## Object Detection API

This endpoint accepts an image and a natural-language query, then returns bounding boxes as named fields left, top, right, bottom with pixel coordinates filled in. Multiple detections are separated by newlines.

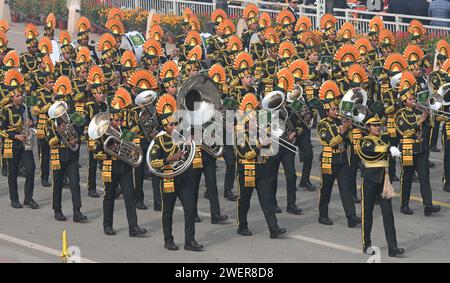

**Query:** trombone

left=415, top=84, right=450, bottom=118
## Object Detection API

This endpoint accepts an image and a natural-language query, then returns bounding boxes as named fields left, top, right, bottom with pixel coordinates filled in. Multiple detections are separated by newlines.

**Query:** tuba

left=438, top=83, right=450, bottom=106
left=134, top=90, right=159, bottom=140
left=177, top=74, right=224, bottom=158
left=146, top=130, right=196, bottom=178
left=88, top=112, right=143, bottom=168
left=48, top=101, right=80, bottom=151
left=339, top=87, right=368, bottom=130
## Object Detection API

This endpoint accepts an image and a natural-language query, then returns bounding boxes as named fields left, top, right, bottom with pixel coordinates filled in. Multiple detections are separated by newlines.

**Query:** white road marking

left=288, top=234, right=362, bottom=255
left=0, top=232, right=97, bottom=263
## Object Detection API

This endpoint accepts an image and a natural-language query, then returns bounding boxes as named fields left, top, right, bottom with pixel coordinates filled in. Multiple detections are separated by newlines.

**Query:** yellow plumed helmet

left=53, top=76, right=73, bottom=96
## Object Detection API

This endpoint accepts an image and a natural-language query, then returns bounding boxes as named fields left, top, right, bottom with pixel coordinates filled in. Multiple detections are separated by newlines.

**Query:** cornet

left=48, top=101, right=80, bottom=151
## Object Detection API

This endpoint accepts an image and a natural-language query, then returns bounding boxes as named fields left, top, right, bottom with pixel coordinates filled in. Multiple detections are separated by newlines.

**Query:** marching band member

left=105, top=18, right=126, bottom=60
left=355, top=116, right=404, bottom=257
left=29, top=37, right=53, bottom=96
left=76, top=17, right=100, bottom=65
left=394, top=71, right=441, bottom=216
left=407, top=20, right=432, bottom=69
left=141, top=38, right=165, bottom=79
left=250, top=12, right=271, bottom=82
left=72, top=47, right=91, bottom=124
left=319, top=14, right=339, bottom=58
left=241, top=4, right=259, bottom=52
left=34, top=56, right=55, bottom=188
left=234, top=93, right=287, bottom=239
left=260, top=27, right=280, bottom=96
left=128, top=68, right=159, bottom=210
left=293, top=17, right=312, bottom=59
left=276, top=9, right=296, bottom=42
left=98, top=33, right=120, bottom=95
left=93, top=87, right=147, bottom=237
left=149, top=94, right=204, bottom=251
left=268, top=68, right=302, bottom=215
left=207, top=8, right=228, bottom=65
left=47, top=76, right=87, bottom=223
left=20, top=24, right=40, bottom=93
left=378, top=29, right=396, bottom=59
left=368, top=16, right=384, bottom=68
left=55, top=31, right=76, bottom=79
left=0, top=70, right=38, bottom=209
left=317, top=80, right=361, bottom=228
left=85, top=65, right=107, bottom=198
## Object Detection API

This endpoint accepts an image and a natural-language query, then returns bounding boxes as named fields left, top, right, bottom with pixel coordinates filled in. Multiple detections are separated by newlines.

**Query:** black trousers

left=268, top=148, right=297, bottom=207
left=223, top=145, right=236, bottom=193
left=296, top=129, right=313, bottom=184
left=430, top=119, right=440, bottom=148
left=388, top=137, right=400, bottom=180
left=319, top=163, right=356, bottom=218
left=37, top=138, right=50, bottom=180
left=52, top=159, right=82, bottom=211
left=134, top=143, right=149, bottom=203
left=443, top=135, right=450, bottom=185
left=152, top=175, right=162, bottom=209
left=8, top=148, right=35, bottom=202
left=192, top=153, right=222, bottom=216
left=400, top=152, right=433, bottom=207
left=103, top=168, right=138, bottom=228
left=362, top=178, right=398, bottom=250
left=87, top=151, right=98, bottom=192
left=161, top=168, right=196, bottom=243
left=349, top=154, right=360, bottom=197
left=237, top=163, right=280, bottom=232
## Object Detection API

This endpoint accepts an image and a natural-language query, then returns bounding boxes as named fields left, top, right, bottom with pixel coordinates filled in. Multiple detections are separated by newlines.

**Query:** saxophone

left=22, top=104, right=37, bottom=151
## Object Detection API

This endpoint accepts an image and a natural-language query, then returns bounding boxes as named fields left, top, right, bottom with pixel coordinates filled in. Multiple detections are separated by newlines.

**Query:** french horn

left=88, top=112, right=143, bottom=168
left=48, top=101, right=80, bottom=151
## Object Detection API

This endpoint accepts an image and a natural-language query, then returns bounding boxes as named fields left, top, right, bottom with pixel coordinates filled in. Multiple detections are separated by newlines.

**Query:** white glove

left=390, top=146, right=402, bottom=158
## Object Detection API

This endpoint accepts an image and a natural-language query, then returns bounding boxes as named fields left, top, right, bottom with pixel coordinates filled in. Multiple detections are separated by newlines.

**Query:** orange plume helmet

left=186, top=45, right=202, bottom=64
left=3, top=69, right=24, bottom=88
left=77, top=16, right=91, bottom=33
left=278, top=41, right=297, bottom=62
left=403, top=44, right=424, bottom=68
left=436, top=40, right=450, bottom=61
left=408, top=19, right=426, bottom=39
left=217, top=19, right=236, bottom=37
left=148, top=25, right=165, bottom=41
left=379, top=29, right=395, bottom=48
left=239, top=93, right=259, bottom=113
left=243, top=3, right=259, bottom=21
left=383, top=53, right=407, bottom=74
left=128, top=69, right=158, bottom=91
left=0, top=19, right=9, bottom=33
left=289, top=59, right=309, bottom=81
left=107, top=8, right=125, bottom=21
left=294, top=16, right=312, bottom=33
left=120, top=50, right=138, bottom=69
left=440, top=59, right=450, bottom=76
left=258, top=12, right=272, bottom=31
left=3, top=50, right=20, bottom=68
left=45, top=13, right=56, bottom=30
left=38, top=37, right=53, bottom=55
left=354, top=37, right=374, bottom=55
left=24, top=23, right=39, bottom=39
left=227, top=35, right=243, bottom=53
left=97, top=33, right=117, bottom=52
left=300, top=31, right=317, bottom=49
left=76, top=46, right=92, bottom=65
left=112, top=87, right=133, bottom=109
left=233, top=52, right=254, bottom=78
left=160, top=60, right=180, bottom=84
left=150, top=13, right=161, bottom=26
left=334, top=44, right=361, bottom=67
left=211, top=8, right=228, bottom=24
left=185, top=31, right=202, bottom=47
left=53, top=76, right=73, bottom=96
left=276, top=9, right=295, bottom=27
left=41, top=55, right=55, bottom=74
left=87, top=65, right=105, bottom=86
left=320, top=14, right=337, bottom=32
left=143, top=39, right=164, bottom=58
left=156, top=93, right=177, bottom=114
left=264, top=27, right=280, bottom=47
left=399, top=71, right=416, bottom=94
left=189, top=15, right=201, bottom=31
left=368, top=16, right=383, bottom=35
left=347, top=64, right=369, bottom=84
left=105, top=19, right=125, bottom=36
left=276, top=68, right=295, bottom=92
left=182, top=7, right=194, bottom=24
left=208, top=63, right=227, bottom=84
left=338, top=22, right=356, bottom=42
left=319, top=80, right=340, bottom=109
left=59, top=31, right=72, bottom=46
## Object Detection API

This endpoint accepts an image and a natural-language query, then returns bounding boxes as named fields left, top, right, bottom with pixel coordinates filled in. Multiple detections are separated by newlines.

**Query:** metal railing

left=84, top=0, right=450, bottom=36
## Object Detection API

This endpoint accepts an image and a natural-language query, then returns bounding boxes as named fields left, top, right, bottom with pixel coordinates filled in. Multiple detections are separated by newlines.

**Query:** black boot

left=184, top=240, right=204, bottom=251
left=11, top=200, right=23, bottom=209
left=129, top=226, right=147, bottom=237
left=164, top=241, right=179, bottom=251
left=424, top=205, right=441, bottom=216
left=388, top=247, right=405, bottom=257
left=347, top=216, right=362, bottom=228
left=224, top=190, right=237, bottom=201
left=237, top=227, right=253, bottom=236
left=41, top=177, right=51, bottom=187
left=88, top=190, right=100, bottom=198
left=54, top=211, right=67, bottom=221
left=286, top=205, right=303, bottom=215
left=299, top=180, right=317, bottom=191
left=274, top=205, right=282, bottom=213
left=391, top=175, right=400, bottom=182
left=270, top=227, right=287, bottom=239
left=73, top=209, right=88, bottom=223
left=195, top=215, right=202, bottom=223
left=400, top=206, right=414, bottom=215
left=153, top=205, right=162, bottom=212
left=135, top=201, right=148, bottom=210
left=211, top=214, right=229, bottom=224
left=104, top=226, right=116, bottom=236
left=318, top=216, right=333, bottom=225
left=24, top=198, right=39, bottom=209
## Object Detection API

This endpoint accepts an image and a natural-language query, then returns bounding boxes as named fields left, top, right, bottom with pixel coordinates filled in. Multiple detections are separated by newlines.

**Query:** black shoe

left=129, top=226, right=147, bottom=237
left=104, top=226, right=116, bottom=236
left=430, top=146, right=440, bottom=152
left=391, top=175, right=400, bottom=182
left=184, top=240, right=204, bottom=252
left=1, top=167, right=7, bottom=177
left=400, top=206, right=414, bottom=215
left=424, top=205, right=441, bottom=216
left=428, top=161, right=435, bottom=168
left=73, top=210, right=88, bottom=223
left=270, top=227, right=287, bottom=239
left=23, top=198, right=39, bottom=209
left=211, top=214, right=229, bottom=224
left=11, top=200, right=23, bottom=209
left=299, top=180, right=317, bottom=191
left=388, top=247, right=405, bottom=257
left=41, top=178, right=51, bottom=187
left=164, top=241, right=179, bottom=251
left=286, top=205, right=303, bottom=215
left=444, top=184, right=450, bottom=193
left=318, top=216, right=333, bottom=225
left=88, top=190, right=100, bottom=198
left=348, top=216, right=362, bottom=228
left=363, top=246, right=375, bottom=255
left=54, top=211, right=67, bottom=221
left=224, top=191, right=237, bottom=201
left=136, top=201, right=148, bottom=210
left=274, top=206, right=282, bottom=213
left=195, top=215, right=202, bottom=223
left=237, top=228, right=253, bottom=236
left=154, top=205, right=162, bottom=212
